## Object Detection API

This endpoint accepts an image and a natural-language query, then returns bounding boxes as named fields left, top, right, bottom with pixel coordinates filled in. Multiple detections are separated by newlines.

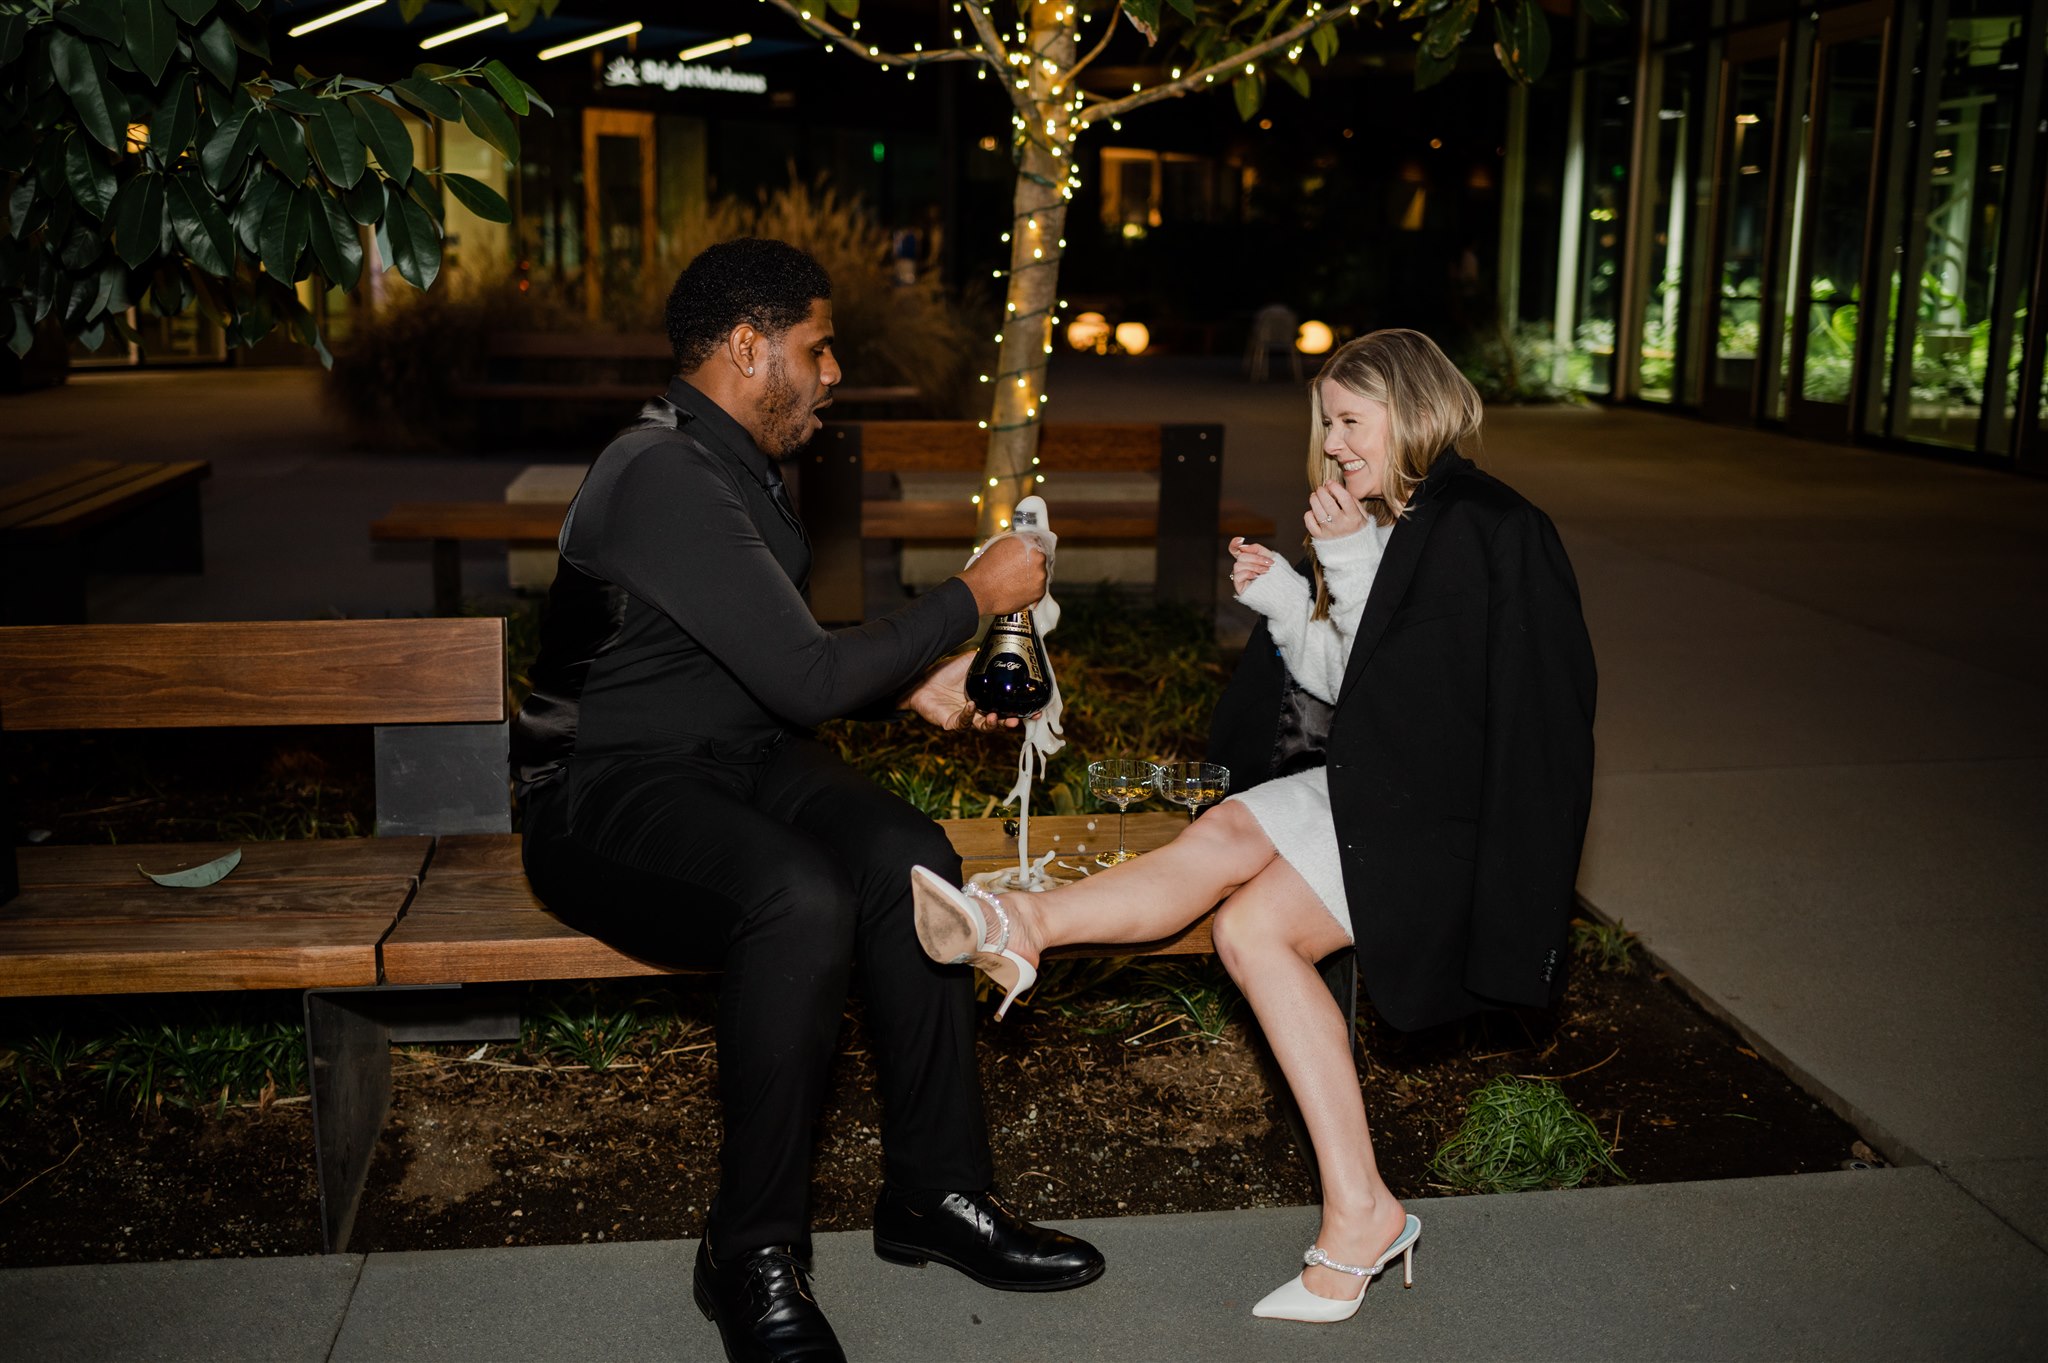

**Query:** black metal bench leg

left=431, top=538, right=463, bottom=616
left=304, top=990, right=392, bottom=1255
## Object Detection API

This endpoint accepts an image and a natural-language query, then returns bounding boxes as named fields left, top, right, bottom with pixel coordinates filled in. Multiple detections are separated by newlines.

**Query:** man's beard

left=756, top=352, right=813, bottom=458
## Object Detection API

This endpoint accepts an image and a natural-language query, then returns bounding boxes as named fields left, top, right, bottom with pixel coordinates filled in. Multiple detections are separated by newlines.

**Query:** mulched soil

left=0, top=957, right=1874, bottom=1268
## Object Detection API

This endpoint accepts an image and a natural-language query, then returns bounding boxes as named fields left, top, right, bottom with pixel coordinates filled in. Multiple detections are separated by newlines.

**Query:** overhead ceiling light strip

left=287, top=0, right=385, bottom=38
left=420, top=11, right=510, bottom=49
left=538, top=20, right=642, bottom=60
left=678, top=32, right=751, bottom=62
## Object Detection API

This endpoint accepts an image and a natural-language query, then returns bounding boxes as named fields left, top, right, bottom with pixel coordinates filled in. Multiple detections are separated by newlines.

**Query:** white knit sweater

left=1234, top=521, right=1393, bottom=701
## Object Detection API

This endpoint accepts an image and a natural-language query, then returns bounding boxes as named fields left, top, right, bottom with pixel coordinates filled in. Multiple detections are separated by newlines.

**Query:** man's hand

left=901, top=651, right=1028, bottom=732
left=957, top=535, right=1047, bottom=616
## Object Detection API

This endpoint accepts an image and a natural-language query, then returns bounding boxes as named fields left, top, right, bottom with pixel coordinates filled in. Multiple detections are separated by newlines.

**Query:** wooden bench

left=372, top=421, right=1274, bottom=619
left=1, top=618, right=1345, bottom=1256
left=449, top=332, right=924, bottom=421
left=0, top=459, right=211, bottom=624
left=798, top=421, right=1271, bottom=622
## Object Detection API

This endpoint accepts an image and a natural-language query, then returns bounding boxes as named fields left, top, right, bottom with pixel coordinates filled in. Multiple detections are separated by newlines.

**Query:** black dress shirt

left=511, top=378, right=980, bottom=798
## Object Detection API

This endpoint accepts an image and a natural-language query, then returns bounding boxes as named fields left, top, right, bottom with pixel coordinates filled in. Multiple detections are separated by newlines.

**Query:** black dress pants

left=520, top=734, right=993, bottom=1256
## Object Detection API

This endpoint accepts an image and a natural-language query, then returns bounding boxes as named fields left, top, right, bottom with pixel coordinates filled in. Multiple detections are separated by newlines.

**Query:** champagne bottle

left=965, top=508, right=1054, bottom=718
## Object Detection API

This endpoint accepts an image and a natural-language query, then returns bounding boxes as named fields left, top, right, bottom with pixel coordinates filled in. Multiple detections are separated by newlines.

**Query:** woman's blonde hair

left=1305, top=328, right=1483, bottom=618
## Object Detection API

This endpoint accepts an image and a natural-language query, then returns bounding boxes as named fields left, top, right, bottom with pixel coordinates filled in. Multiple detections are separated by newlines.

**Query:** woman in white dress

left=910, top=329, right=1596, bottom=1324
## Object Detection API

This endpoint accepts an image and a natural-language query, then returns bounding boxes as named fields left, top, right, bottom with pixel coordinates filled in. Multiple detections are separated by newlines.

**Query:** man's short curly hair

left=664, top=238, right=833, bottom=372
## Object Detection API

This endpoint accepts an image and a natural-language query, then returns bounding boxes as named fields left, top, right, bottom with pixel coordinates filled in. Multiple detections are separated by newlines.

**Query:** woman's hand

left=1228, top=536, right=1276, bottom=595
left=1304, top=479, right=1368, bottom=540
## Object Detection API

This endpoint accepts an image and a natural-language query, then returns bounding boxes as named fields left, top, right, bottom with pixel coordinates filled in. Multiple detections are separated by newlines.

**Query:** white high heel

left=909, top=865, right=1038, bottom=1019
left=1251, top=1214, right=1420, bottom=1323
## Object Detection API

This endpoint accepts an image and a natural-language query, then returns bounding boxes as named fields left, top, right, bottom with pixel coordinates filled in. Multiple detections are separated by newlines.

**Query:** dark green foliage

left=1428, top=1074, right=1627, bottom=1193
left=1, top=0, right=543, bottom=361
left=3, top=1000, right=307, bottom=1116
left=1571, top=917, right=1637, bottom=974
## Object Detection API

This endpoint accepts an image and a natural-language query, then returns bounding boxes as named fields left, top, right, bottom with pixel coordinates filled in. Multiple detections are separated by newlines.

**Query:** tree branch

left=1064, top=1, right=1127, bottom=82
left=759, top=0, right=991, bottom=72
left=960, top=0, right=1037, bottom=116
left=1077, top=5, right=1349, bottom=126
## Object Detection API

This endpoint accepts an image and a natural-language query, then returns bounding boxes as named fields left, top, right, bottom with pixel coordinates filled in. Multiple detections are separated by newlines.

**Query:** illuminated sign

left=602, top=57, right=768, bottom=95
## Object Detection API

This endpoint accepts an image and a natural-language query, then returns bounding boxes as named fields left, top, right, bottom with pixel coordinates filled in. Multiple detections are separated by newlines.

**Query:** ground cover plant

left=0, top=596, right=1874, bottom=1265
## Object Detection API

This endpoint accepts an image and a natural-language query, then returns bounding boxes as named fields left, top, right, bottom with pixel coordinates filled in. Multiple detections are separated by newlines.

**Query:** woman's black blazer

left=1208, top=451, right=1596, bottom=1031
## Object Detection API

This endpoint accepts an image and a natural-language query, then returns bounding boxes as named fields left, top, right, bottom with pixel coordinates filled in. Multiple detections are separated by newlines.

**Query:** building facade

left=1511, top=0, right=2048, bottom=471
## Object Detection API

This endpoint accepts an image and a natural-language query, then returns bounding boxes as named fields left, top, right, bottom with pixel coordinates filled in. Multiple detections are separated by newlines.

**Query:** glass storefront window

left=1565, top=63, right=1634, bottom=394
left=1636, top=49, right=1697, bottom=402
left=1709, top=53, right=1781, bottom=399
left=1794, top=33, right=1886, bottom=410
left=1898, top=3, right=2026, bottom=448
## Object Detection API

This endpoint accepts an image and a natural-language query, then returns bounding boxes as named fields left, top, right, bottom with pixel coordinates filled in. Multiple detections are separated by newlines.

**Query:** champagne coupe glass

left=1086, top=758, right=1160, bottom=866
left=1158, top=761, right=1230, bottom=822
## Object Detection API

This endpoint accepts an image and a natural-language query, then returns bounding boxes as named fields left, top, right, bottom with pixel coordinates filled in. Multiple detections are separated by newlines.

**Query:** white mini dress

left=1225, top=521, right=1393, bottom=941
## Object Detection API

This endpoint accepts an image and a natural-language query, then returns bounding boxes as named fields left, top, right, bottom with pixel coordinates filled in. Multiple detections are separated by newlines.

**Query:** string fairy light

left=754, top=0, right=1361, bottom=518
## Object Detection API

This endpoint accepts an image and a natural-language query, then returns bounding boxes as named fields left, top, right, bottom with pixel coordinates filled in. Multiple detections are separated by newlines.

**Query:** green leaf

left=228, top=167, right=277, bottom=253
left=121, top=0, right=177, bottom=84
left=306, top=188, right=362, bottom=290
left=8, top=301, right=32, bottom=358
left=64, top=133, right=118, bottom=219
left=305, top=100, right=366, bottom=188
left=51, top=30, right=121, bottom=152
left=193, top=12, right=237, bottom=85
left=267, top=85, right=322, bottom=116
left=516, top=78, right=552, bottom=117
left=481, top=59, right=528, bottom=116
left=1416, top=39, right=1458, bottom=89
left=60, top=222, right=101, bottom=271
left=1580, top=0, right=1628, bottom=24
left=1492, top=0, right=1548, bottom=84
left=1272, top=60, right=1310, bottom=100
left=348, top=94, right=414, bottom=181
left=1310, top=20, right=1339, bottom=66
left=406, top=170, right=443, bottom=225
left=163, top=0, right=215, bottom=22
left=1122, top=0, right=1161, bottom=42
left=343, top=173, right=383, bottom=225
left=824, top=0, right=857, bottom=17
left=108, top=170, right=164, bottom=269
left=54, top=0, right=125, bottom=45
left=1424, top=0, right=1479, bottom=59
left=253, top=108, right=311, bottom=183
left=397, top=0, right=429, bottom=20
left=393, top=73, right=460, bottom=122
left=166, top=175, right=235, bottom=275
left=381, top=177, right=438, bottom=290
left=199, top=96, right=257, bottom=190
left=0, top=11, right=26, bottom=64
left=441, top=170, right=510, bottom=223
left=453, top=83, right=518, bottom=165
left=1231, top=71, right=1261, bottom=121
left=137, top=848, right=241, bottom=887
left=150, top=71, right=199, bottom=161
left=258, top=178, right=310, bottom=278
left=1163, top=0, right=1195, bottom=19
left=6, top=178, right=43, bottom=241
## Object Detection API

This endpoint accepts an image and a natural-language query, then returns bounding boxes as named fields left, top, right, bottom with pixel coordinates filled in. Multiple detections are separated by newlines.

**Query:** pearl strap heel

left=1251, top=1214, right=1420, bottom=1323
left=909, top=865, right=1038, bottom=1019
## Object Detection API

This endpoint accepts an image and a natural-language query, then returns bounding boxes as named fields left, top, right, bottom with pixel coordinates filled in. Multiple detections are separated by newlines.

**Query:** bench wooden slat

left=17, top=838, right=432, bottom=889
left=371, top=502, right=569, bottom=543
left=7, top=461, right=210, bottom=534
left=1, top=463, right=166, bottom=530
left=0, top=619, right=508, bottom=731
left=383, top=815, right=1210, bottom=985
left=0, top=917, right=395, bottom=995
left=855, top=423, right=1166, bottom=473
left=448, top=382, right=923, bottom=406
left=0, top=460, right=125, bottom=518
left=2, top=880, right=420, bottom=925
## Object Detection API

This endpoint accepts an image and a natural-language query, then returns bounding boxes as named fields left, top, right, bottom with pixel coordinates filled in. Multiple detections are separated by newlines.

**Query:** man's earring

left=745, top=366, right=755, bottom=376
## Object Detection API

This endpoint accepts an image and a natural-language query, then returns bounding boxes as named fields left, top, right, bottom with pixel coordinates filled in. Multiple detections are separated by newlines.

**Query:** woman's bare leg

left=1210, top=859, right=1406, bottom=1301
left=989, top=801, right=1279, bottom=964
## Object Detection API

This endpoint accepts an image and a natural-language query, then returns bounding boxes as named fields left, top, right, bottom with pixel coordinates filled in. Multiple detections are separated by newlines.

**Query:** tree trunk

left=977, top=6, right=1079, bottom=541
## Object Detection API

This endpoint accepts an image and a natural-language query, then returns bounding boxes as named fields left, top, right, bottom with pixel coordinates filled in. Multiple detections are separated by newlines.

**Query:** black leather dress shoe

left=872, top=1186, right=1106, bottom=1292
left=692, top=1238, right=846, bottom=1363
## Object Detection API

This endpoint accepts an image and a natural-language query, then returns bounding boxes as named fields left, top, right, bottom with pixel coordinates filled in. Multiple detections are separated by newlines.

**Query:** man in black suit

left=513, top=239, right=1101, bottom=1363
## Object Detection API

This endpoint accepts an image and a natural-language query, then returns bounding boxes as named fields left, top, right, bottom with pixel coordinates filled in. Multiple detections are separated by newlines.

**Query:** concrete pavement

left=4, top=360, right=2046, bottom=1357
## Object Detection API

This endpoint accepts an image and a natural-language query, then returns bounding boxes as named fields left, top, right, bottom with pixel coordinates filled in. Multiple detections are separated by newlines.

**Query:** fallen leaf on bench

left=136, top=849, right=242, bottom=888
